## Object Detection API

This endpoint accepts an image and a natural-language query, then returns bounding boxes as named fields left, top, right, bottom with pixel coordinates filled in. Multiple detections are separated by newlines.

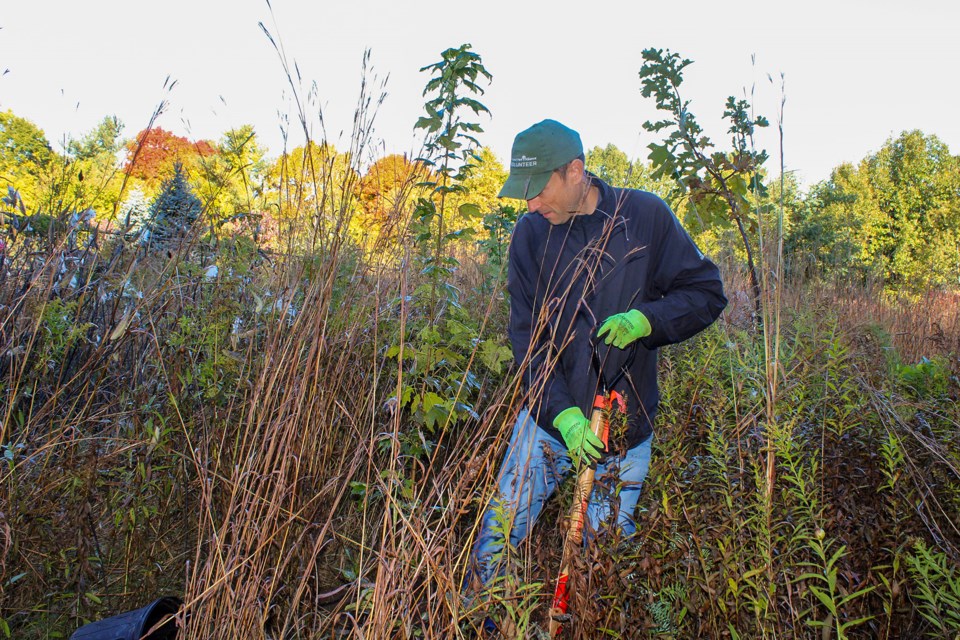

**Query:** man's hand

left=597, top=309, right=651, bottom=349
left=553, top=407, right=604, bottom=466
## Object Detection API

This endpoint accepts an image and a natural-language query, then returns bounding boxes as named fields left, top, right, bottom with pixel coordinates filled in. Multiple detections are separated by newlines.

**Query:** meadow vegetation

left=0, top=41, right=958, bottom=639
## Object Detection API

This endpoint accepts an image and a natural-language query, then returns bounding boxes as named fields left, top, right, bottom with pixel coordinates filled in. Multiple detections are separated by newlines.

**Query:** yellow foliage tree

left=263, top=141, right=359, bottom=252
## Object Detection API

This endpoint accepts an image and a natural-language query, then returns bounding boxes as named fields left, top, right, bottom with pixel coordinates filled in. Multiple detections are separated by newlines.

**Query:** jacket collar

left=567, top=173, right=615, bottom=228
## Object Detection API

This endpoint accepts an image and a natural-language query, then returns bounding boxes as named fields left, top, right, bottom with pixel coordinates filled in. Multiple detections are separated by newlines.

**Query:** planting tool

left=547, top=343, right=631, bottom=637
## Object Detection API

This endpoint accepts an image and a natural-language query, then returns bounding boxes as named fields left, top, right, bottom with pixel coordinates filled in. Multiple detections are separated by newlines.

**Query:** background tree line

left=3, top=107, right=956, bottom=294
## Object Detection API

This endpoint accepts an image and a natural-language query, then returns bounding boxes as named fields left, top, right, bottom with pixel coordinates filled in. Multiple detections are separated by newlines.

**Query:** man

left=468, top=119, right=726, bottom=588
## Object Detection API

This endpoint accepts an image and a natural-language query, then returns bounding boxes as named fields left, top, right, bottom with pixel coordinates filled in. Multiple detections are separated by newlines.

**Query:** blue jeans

left=467, top=408, right=652, bottom=587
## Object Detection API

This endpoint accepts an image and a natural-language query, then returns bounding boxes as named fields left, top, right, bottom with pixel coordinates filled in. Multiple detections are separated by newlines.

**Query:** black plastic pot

left=70, top=597, right=181, bottom=640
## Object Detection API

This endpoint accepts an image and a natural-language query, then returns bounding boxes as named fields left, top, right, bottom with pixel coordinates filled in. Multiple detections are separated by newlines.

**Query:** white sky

left=1, top=0, right=957, bottom=189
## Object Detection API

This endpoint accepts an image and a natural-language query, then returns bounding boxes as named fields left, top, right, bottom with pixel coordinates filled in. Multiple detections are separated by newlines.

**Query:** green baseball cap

left=498, top=119, right=583, bottom=200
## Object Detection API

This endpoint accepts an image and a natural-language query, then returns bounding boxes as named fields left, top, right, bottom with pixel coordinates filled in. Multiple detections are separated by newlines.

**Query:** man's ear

left=568, top=158, right=586, bottom=183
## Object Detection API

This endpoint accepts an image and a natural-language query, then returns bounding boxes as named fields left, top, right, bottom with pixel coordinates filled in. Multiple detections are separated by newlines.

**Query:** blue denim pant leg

left=467, top=408, right=570, bottom=587
left=467, top=409, right=655, bottom=589
left=585, top=436, right=653, bottom=537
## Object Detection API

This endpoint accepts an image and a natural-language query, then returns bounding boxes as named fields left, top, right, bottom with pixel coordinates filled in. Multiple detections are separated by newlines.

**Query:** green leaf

left=741, top=567, right=766, bottom=580
left=648, top=143, right=671, bottom=168
left=2, top=573, right=26, bottom=587
left=807, top=585, right=837, bottom=614
left=422, top=392, right=444, bottom=413
left=415, top=116, right=442, bottom=132
left=828, top=545, right=847, bottom=569
left=837, top=585, right=876, bottom=607
left=479, top=339, right=512, bottom=374
left=454, top=401, right=480, bottom=420
left=838, top=614, right=876, bottom=630
left=458, top=202, right=481, bottom=218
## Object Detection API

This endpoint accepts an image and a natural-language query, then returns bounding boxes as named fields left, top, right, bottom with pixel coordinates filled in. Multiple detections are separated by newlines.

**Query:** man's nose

left=526, top=195, right=540, bottom=211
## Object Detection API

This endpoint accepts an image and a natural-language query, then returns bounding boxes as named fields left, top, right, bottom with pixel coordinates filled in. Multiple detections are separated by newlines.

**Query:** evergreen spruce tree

left=145, top=161, right=202, bottom=247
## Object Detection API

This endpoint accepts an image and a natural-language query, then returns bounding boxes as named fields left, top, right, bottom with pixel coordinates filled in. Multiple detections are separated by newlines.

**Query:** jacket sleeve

left=507, top=217, right=576, bottom=429
left=633, top=197, right=727, bottom=349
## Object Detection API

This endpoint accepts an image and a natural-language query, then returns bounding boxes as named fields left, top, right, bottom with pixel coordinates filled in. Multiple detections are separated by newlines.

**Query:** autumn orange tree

left=124, top=127, right=216, bottom=190
left=356, top=153, right=428, bottom=249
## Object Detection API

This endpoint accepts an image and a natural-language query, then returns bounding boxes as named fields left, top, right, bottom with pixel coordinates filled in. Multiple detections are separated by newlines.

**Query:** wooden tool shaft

left=567, top=402, right=605, bottom=544
left=548, top=402, right=608, bottom=636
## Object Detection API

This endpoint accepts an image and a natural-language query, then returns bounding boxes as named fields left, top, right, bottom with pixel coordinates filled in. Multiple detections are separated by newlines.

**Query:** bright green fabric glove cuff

left=553, top=406, right=604, bottom=465
left=597, top=309, right=651, bottom=349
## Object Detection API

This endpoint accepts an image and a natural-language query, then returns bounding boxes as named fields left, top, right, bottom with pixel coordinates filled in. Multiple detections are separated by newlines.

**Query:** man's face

left=525, top=163, right=583, bottom=226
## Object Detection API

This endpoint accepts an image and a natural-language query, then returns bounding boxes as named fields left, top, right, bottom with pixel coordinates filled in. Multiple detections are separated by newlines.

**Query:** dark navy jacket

left=507, top=175, right=727, bottom=451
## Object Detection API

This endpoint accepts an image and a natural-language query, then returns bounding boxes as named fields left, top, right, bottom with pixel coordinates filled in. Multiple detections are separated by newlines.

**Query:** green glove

left=597, top=309, right=651, bottom=349
left=553, top=407, right=604, bottom=466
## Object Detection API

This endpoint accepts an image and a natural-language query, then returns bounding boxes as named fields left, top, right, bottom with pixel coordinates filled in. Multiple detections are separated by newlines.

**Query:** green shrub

left=897, top=356, right=952, bottom=399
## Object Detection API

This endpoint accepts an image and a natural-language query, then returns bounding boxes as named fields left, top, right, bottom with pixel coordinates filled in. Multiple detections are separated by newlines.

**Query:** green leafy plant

left=388, top=44, right=495, bottom=443
left=34, top=299, right=92, bottom=374
left=905, top=540, right=960, bottom=636
left=896, top=356, right=952, bottom=399
left=412, top=43, right=492, bottom=300
left=639, top=48, right=769, bottom=313
left=795, top=533, right=876, bottom=638
left=476, top=203, right=518, bottom=293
